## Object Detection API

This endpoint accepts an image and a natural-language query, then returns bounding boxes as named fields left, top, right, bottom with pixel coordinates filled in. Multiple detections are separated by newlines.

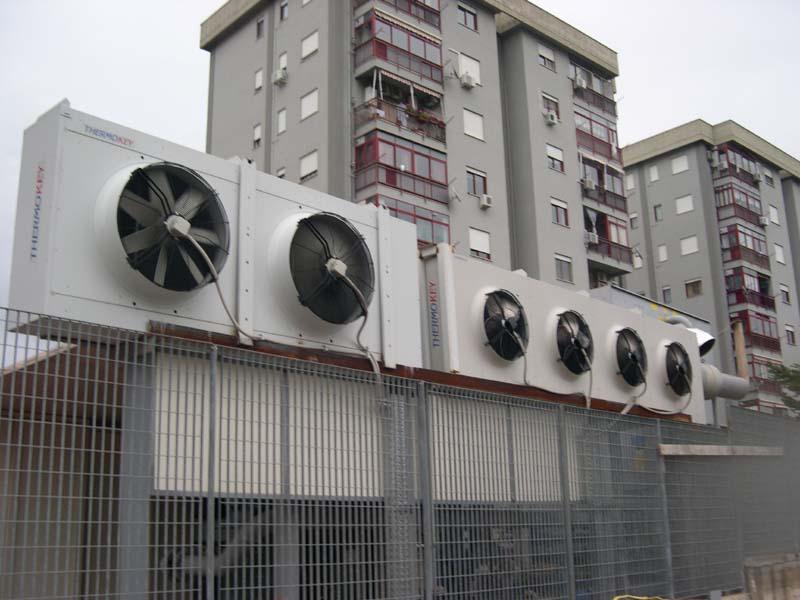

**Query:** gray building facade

left=201, top=0, right=633, bottom=286
left=623, top=120, right=800, bottom=411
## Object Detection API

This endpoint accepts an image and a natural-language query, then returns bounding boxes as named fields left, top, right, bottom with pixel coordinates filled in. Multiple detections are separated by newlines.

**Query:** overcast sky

left=1, top=0, right=798, bottom=307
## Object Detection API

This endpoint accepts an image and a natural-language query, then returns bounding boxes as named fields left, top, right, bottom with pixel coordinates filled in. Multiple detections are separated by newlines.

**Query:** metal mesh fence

left=1, top=307, right=799, bottom=599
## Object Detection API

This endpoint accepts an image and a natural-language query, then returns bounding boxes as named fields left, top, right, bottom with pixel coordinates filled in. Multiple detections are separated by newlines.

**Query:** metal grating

left=1, top=307, right=800, bottom=599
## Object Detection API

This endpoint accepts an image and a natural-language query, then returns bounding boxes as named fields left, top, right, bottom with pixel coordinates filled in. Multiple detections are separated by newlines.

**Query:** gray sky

left=1, top=0, right=798, bottom=307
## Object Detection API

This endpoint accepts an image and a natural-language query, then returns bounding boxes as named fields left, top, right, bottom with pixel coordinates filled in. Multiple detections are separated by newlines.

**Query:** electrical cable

left=638, top=371, right=693, bottom=416
left=579, top=346, right=593, bottom=409
left=136, top=168, right=173, bottom=217
left=620, top=362, right=648, bottom=415
left=509, top=329, right=532, bottom=387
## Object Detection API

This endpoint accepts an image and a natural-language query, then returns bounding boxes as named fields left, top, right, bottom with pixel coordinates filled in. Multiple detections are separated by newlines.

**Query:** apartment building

left=623, top=121, right=800, bottom=411
left=200, top=0, right=633, bottom=287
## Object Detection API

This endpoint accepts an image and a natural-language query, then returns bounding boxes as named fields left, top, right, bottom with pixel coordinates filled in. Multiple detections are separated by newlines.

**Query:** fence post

left=416, top=381, right=435, bottom=600
left=655, top=420, right=676, bottom=599
left=727, top=425, right=746, bottom=589
left=205, top=346, right=217, bottom=600
left=557, top=405, right=577, bottom=600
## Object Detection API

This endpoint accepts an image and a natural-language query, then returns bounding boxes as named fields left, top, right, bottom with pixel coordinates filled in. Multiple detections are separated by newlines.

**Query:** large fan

left=290, top=213, right=375, bottom=324
left=616, top=328, right=648, bottom=386
left=556, top=310, right=593, bottom=374
left=665, top=342, right=693, bottom=396
left=483, top=290, right=528, bottom=361
left=117, top=162, right=229, bottom=292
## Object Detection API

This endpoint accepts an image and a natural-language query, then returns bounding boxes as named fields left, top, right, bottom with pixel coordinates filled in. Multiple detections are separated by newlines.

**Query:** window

left=538, top=44, right=555, bottom=71
left=302, top=0, right=312, bottom=5
left=662, top=286, right=672, bottom=304
left=458, top=53, right=481, bottom=85
left=466, top=168, right=486, bottom=196
left=675, top=194, right=694, bottom=215
left=279, top=51, right=288, bottom=70
left=629, top=212, right=639, bottom=229
left=569, top=63, right=615, bottom=100
left=380, top=197, right=450, bottom=245
left=469, top=227, right=491, bottom=260
left=299, top=150, right=318, bottom=181
left=254, top=69, right=264, bottom=91
left=279, top=0, right=288, bottom=20
left=685, top=279, right=703, bottom=298
left=541, top=93, right=559, bottom=119
left=625, top=173, right=635, bottom=191
left=301, top=30, right=319, bottom=59
left=774, top=243, right=785, bottom=264
left=457, top=5, right=478, bottom=31
left=277, top=108, right=287, bottom=134
left=256, top=17, right=264, bottom=39
left=680, top=235, right=699, bottom=255
left=649, top=165, right=659, bottom=182
left=276, top=167, right=286, bottom=179
left=551, top=198, right=568, bottom=226
left=780, top=284, right=791, bottom=304
left=653, top=204, right=663, bottom=222
left=463, top=109, right=484, bottom=140
left=575, top=110, right=619, bottom=157
left=633, top=254, right=643, bottom=269
left=769, top=205, right=780, bottom=225
left=300, top=89, right=319, bottom=120
left=671, top=155, right=689, bottom=174
left=546, top=144, right=564, bottom=172
left=764, top=168, right=774, bottom=186
left=555, top=254, right=573, bottom=283
left=657, top=244, right=668, bottom=262
left=253, top=123, right=262, bottom=148
left=715, top=184, right=762, bottom=215
left=787, top=326, right=797, bottom=346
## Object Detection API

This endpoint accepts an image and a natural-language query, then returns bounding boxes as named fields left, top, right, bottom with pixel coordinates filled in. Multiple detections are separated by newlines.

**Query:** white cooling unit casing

left=10, top=100, right=422, bottom=368
left=420, top=244, right=706, bottom=423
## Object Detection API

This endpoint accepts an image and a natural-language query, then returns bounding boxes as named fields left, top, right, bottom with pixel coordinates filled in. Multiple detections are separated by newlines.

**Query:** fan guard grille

left=665, top=342, right=693, bottom=396
left=116, top=163, right=229, bottom=292
left=289, top=213, right=375, bottom=325
left=556, top=310, right=594, bottom=374
left=483, top=290, right=528, bottom=361
left=616, top=327, right=648, bottom=386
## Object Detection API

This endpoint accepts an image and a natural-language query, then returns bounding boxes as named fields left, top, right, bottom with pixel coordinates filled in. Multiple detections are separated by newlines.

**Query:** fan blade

left=153, top=246, right=169, bottom=287
left=576, top=330, right=591, bottom=350
left=121, top=224, right=165, bottom=254
left=120, top=190, right=163, bottom=224
left=491, top=293, right=509, bottom=321
left=148, top=169, right=176, bottom=212
left=178, top=244, right=206, bottom=285
left=174, top=188, right=209, bottom=220
left=190, top=228, right=222, bottom=247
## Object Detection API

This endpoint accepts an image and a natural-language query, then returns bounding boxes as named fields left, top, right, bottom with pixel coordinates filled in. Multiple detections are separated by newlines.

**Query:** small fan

left=616, top=328, right=648, bottom=386
left=117, top=162, right=229, bottom=292
left=483, top=290, right=528, bottom=361
left=556, top=310, right=593, bottom=374
left=290, top=213, right=375, bottom=324
left=665, top=342, right=693, bottom=396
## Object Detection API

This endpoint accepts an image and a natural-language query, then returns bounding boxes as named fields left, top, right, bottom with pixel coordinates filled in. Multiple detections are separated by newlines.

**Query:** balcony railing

left=355, top=163, right=449, bottom=204
left=753, top=378, right=783, bottom=395
left=727, top=288, right=776, bottom=311
left=744, top=332, right=782, bottom=352
left=718, top=165, right=759, bottom=188
left=587, top=237, right=633, bottom=265
left=723, top=244, right=771, bottom=269
left=717, top=203, right=763, bottom=227
left=355, top=40, right=443, bottom=84
left=576, top=129, right=619, bottom=161
left=355, top=0, right=440, bottom=29
left=354, top=99, right=446, bottom=144
left=573, top=85, right=617, bottom=116
left=582, top=184, right=627, bottom=212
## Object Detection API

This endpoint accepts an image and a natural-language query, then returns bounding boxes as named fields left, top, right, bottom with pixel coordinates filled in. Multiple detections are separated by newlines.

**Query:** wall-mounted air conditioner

left=479, top=194, right=493, bottom=210
left=573, top=76, right=588, bottom=90
left=9, top=100, right=422, bottom=369
left=459, top=72, right=476, bottom=89
left=759, top=215, right=769, bottom=226
left=581, top=178, right=596, bottom=191
left=272, top=68, right=288, bottom=86
left=544, top=110, right=558, bottom=126
left=419, top=244, right=706, bottom=423
left=584, top=231, right=599, bottom=245
left=752, top=170, right=762, bottom=183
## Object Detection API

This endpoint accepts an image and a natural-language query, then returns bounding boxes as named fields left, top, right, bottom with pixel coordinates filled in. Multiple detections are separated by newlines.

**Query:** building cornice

left=201, top=0, right=266, bottom=50
left=622, top=119, right=800, bottom=181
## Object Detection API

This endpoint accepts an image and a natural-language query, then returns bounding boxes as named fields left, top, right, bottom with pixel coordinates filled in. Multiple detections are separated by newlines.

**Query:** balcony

left=576, top=129, right=619, bottom=162
left=354, top=98, right=446, bottom=144
left=582, top=184, right=627, bottom=212
left=355, top=163, right=449, bottom=204
left=753, top=378, right=783, bottom=396
left=573, top=85, right=616, bottom=116
left=355, top=39, right=443, bottom=84
left=587, top=236, right=633, bottom=266
left=746, top=332, right=782, bottom=352
left=723, top=244, right=771, bottom=269
left=717, top=203, right=763, bottom=227
left=354, top=0, right=440, bottom=29
left=718, top=164, right=759, bottom=188
left=727, top=288, right=776, bottom=311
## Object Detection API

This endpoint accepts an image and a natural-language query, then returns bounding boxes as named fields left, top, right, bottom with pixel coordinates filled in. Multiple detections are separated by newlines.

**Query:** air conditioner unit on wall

left=272, top=68, right=288, bottom=86
left=9, top=100, right=422, bottom=369
left=584, top=231, right=599, bottom=245
left=573, top=75, right=588, bottom=90
left=581, top=178, right=596, bottom=191
left=419, top=244, right=707, bottom=423
left=544, top=110, right=558, bottom=126
left=479, top=194, right=493, bottom=210
left=459, top=72, right=476, bottom=89
left=759, top=215, right=769, bottom=226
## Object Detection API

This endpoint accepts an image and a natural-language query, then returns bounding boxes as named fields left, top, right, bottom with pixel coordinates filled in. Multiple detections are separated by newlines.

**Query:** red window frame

left=575, top=110, right=618, bottom=148
left=356, top=131, right=447, bottom=183
left=720, top=224, right=768, bottom=256
left=732, top=310, right=779, bottom=339
left=371, top=195, right=450, bottom=245
left=715, top=184, right=762, bottom=213
left=457, top=4, right=477, bottom=31
left=720, top=144, right=758, bottom=175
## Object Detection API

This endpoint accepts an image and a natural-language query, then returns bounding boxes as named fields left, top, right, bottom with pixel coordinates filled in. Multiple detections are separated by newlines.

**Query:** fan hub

left=165, top=214, right=191, bottom=239
left=325, top=257, right=348, bottom=278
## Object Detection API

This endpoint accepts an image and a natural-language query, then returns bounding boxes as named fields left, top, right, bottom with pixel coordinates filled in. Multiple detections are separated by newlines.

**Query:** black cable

left=135, top=168, right=172, bottom=217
